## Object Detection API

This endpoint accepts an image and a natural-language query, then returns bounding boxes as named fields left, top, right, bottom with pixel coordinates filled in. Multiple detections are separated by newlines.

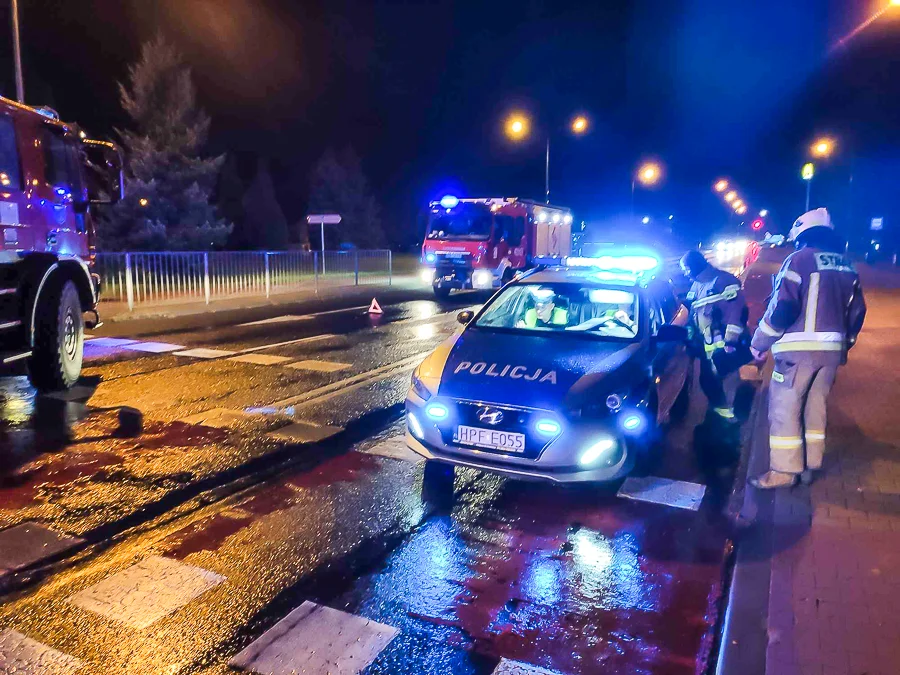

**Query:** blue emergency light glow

left=439, top=195, right=460, bottom=209
left=622, top=413, right=645, bottom=432
left=425, top=403, right=449, bottom=420
left=566, top=253, right=661, bottom=274
left=425, top=252, right=436, bottom=263
left=535, top=419, right=561, bottom=436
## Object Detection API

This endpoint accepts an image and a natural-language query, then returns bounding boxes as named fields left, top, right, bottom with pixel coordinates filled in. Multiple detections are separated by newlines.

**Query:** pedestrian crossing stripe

left=492, top=659, right=570, bottom=675
left=0, top=629, right=84, bottom=674
left=617, top=476, right=706, bottom=511
left=229, top=601, right=397, bottom=674
left=228, top=354, right=294, bottom=366
left=287, top=360, right=352, bottom=373
left=174, top=348, right=237, bottom=359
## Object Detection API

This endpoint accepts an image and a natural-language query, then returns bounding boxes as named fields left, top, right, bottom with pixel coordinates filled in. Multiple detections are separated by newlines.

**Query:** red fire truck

left=421, top=196, right=574, bottom=298
left=0, top=95, right=122, bottom=391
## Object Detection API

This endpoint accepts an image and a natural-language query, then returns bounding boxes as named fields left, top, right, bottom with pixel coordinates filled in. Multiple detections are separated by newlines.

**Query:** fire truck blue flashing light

left=439, top=195, right=459, bottom=209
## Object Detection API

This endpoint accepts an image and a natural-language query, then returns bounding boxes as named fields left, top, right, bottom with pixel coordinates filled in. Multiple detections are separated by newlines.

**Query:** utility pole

left=544, top=138, right=550, bottom=204
left=11, top=0, right=25, bottom=102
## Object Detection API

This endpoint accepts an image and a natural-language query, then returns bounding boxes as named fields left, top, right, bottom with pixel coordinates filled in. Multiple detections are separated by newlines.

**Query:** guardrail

left=95, top=250, right=393, bottom=311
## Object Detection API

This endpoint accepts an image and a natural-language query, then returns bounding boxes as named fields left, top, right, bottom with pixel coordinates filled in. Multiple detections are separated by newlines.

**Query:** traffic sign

left=871, top=217, right=884, bottom=231
left=307, top=214, right=342, bottom=225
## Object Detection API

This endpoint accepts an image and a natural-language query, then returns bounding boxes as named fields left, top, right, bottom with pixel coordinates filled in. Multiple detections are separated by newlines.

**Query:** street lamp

left=802, top=162, right=815, bottom=211
left=811, top=137, right=836, bottom=159
left=759, top=209, right=769, bottom=217
left=631, top=161, right=663, bottom=223
left=737, top=205, right=748, bottom=215
left=733, top=199, right=744, bottom=210
left=571, top=116, right=588, bottom=134
left=724, top=191, right=737, bottom=203
left=714, top=179, right=729, bottom=193
left=642, top=216, right=651, bottom=225
left=504, top=111, right=587, bottom=204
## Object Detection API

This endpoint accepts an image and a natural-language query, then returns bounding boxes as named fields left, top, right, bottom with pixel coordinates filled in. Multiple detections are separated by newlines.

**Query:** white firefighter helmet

left=788, top=208, right=833, bottom=241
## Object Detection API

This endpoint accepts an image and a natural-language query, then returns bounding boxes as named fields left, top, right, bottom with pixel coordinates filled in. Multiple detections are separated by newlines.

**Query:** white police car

left=405, top=252, right=692, bottom=484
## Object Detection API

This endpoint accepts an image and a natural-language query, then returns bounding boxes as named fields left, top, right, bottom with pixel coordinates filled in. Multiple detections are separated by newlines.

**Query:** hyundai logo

left=477, top=406, right=504, bottom=425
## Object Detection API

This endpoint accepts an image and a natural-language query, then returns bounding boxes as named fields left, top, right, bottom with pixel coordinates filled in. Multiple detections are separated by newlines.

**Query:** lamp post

left=10, top=0, right=25, bottom=102
left=802, top=162, right=815, bottom=211
left=504, top=112, right=588, bottom=204
left=631, top=162, right=662, bottom=223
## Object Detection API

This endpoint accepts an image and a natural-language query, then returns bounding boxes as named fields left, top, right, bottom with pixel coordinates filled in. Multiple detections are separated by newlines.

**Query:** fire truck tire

left=433, top=284, right=452, bottom=299
left=28, top=278, right=84, bottom=392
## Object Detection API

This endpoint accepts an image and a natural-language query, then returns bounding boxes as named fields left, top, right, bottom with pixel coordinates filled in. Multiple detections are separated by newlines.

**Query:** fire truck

left=421, top=196, right=574, bottom=298
left=0, top=95, right=122, bottom=391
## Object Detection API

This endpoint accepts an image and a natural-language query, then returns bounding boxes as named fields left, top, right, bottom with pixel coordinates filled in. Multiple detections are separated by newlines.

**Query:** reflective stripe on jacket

left=751, top=248, right=867, bottom=365
left=686, top=266, right=748, bottom=351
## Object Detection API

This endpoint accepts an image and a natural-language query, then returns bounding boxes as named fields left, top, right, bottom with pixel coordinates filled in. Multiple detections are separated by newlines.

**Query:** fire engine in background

left=0, top=95, right=122, bottom=391
left=421, top=196, right=574, bottom=298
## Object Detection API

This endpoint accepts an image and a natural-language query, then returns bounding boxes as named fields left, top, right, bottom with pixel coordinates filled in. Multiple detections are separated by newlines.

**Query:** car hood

left=436, top=328, right=646, bottom=409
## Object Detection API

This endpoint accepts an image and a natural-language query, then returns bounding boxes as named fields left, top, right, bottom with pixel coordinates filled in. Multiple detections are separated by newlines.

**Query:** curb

left=715, top=377, right=775, bottom=675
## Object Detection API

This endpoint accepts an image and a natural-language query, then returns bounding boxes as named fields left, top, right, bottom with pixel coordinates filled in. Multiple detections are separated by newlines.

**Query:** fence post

left=203, top=252, right=211, bottom=305
left=354, top=250, right=359, bottom=286
left=314, top=251, right=319, bottom=294
left=388, top=250, right=393, bottom=286
left=264, top=252, right=271, bottom=298
left=124, top=253, right=134, bottom=311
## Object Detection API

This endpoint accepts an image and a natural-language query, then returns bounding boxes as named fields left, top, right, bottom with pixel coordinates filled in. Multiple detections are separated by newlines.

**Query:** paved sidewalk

left=720, top=288, right=900, bottom=675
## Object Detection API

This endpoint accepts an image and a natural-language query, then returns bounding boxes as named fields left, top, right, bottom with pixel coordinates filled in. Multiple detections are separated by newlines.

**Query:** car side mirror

left=655, top=324, right=689, bottom=343
left=457, top=310, right=474, bottom=325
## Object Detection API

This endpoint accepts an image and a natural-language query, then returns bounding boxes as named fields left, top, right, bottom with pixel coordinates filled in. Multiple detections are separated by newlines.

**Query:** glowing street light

left=571, top=116, right=588, bottom=134
left=737, top=205, right=748, bottom=215
left=759, top=209, right=769, bottom=217
left=811, top=138, right=836, bottom=159
left=139, top=198, right=149, bottom=207
left=636, top=162, right=661, bottom=186
left=505, top=113, right=530, bottom=140
left=642, top=216, right=651, bottom=225
left=714, top=179, right=729, bottom=192
left=724, top=191, right=737, bottom=203
left=733, top=199, right=744, bottom=210
left=801, top=162, right=816, bottom=210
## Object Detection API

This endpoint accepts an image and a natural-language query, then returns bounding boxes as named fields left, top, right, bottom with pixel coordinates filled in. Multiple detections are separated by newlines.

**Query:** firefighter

left=749, top=208, right=867, bottom=489
left=680, top=249, right=750, bottom=421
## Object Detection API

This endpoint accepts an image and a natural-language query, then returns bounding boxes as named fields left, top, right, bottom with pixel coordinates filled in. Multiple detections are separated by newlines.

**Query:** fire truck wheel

left=29, top=278, right=84, bottom=392
left=433, top=284, right=452, bottom=299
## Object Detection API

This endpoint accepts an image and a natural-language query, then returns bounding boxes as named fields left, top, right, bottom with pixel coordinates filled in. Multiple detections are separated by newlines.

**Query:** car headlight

left=411, top=368, right=433, bottom=401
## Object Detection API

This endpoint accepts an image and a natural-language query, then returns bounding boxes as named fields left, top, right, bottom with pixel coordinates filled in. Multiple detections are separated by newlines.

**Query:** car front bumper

left=405, top=394, right=638, bottom=484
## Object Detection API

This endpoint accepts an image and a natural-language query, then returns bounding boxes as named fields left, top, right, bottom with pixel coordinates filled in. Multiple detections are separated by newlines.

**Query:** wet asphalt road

left=0, top=287, right=741, bottom=675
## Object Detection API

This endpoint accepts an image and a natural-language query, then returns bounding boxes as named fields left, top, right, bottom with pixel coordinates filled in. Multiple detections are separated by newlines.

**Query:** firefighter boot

left=750, top=470, right=798, bottom=490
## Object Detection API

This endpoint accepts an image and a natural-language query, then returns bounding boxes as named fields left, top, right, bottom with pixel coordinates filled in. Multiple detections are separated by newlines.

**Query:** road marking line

left=228, top=601, right=397, bottom=675
left=67, top=555, right=225, bottom=629
left=84, top=337, right=139, bottom=348
left=174, top=348, right=237, bottom=359
left=236, top=333, right=337, bottom=355
left=179, top=408, right=264, bottom=429
left=617, top=476, right=706, bottom=511
left=0, top=523, right=84, bottom=573
left=287, top=359, right=352, bottom=373
left=0, top=629, right=84, bottom=674
left=492, top=659, right=569, bottom=675
left=270, top=352, right=429, bottom=410
left=239, top=305, right=369, bottom=327
left=229, top=354, right=294, bottom=366
left=121, top=341, right=186, bottom=353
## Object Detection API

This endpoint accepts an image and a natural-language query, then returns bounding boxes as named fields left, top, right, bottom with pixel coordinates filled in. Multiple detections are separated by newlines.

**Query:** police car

left=405, top=251, right=692, bottom=484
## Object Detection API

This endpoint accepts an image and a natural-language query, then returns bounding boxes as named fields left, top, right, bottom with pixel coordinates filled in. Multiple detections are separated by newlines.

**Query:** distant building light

left=139, top=198, right=149, bottom=207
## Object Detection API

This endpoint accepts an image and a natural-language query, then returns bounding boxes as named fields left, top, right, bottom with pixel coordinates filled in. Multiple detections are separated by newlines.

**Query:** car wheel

left=422, top=460, right=455, bottom=508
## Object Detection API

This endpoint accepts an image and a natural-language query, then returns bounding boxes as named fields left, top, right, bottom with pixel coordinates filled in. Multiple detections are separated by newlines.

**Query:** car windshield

left=474, top=283, right=640, bottom=340
left=426, top=206, right=492, bottom=240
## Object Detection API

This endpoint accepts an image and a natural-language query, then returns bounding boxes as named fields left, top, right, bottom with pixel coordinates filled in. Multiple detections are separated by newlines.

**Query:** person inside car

left=521, top=292, right=569, bottom=328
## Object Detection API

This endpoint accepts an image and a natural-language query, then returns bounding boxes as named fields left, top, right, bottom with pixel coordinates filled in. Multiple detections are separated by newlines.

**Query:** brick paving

left=762, top=289, right=900, bottom=675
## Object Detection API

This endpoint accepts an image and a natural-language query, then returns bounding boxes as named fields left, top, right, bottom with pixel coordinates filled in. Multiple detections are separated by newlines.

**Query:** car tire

left=422, top=460, right=455, bottom=507
left=28, top=278, right=84, bottom=393
left=433, top=284, right=451, bottom=300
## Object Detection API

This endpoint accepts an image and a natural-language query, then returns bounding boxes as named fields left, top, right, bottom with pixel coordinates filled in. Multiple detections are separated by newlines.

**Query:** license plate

left=456, top=425, right=526, bottom=453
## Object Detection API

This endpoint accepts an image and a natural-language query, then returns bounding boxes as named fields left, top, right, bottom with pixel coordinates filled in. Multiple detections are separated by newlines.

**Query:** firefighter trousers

left=698, top=354, right=739, bottom=418
left=768, top=360, right=838, bottom=474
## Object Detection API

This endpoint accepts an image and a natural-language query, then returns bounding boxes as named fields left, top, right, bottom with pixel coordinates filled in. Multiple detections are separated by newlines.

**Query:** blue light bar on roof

left=566, top=253, right=661, bottom=273
left=439, top=195, right=459, bottom=209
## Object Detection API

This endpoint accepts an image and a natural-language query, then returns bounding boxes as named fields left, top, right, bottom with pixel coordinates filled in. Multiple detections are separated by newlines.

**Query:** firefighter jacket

left=686, top=266, right=748, bottom=358
left=751, top=247, right=867, bottom=366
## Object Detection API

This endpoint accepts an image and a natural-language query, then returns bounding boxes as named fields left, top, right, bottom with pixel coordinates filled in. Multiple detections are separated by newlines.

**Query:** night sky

left=2, top=0, right=898, bottom=246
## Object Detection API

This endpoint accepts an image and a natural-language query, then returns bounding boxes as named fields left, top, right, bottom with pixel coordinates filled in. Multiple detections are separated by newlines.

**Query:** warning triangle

left=367, top=298, right=384, bottom=314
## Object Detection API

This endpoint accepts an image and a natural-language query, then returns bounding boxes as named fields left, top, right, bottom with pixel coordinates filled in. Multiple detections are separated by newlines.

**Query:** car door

left=39, top=124, right=87, bottom=258
left=649, top=281, right=691, bottom=423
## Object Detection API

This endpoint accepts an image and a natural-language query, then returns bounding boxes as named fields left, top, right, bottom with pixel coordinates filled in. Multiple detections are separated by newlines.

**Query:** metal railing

left=95, top=250, right=393, bottom=311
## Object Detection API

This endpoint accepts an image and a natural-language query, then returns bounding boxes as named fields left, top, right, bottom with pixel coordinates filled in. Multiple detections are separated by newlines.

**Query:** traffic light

left=751, top=219, right=763, bottom=231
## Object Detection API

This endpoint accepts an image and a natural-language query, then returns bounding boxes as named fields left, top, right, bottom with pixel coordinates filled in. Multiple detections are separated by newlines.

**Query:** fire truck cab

left=421, top=196, right=574, bottom=298
left=0, top=95, right=122, bottom=391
